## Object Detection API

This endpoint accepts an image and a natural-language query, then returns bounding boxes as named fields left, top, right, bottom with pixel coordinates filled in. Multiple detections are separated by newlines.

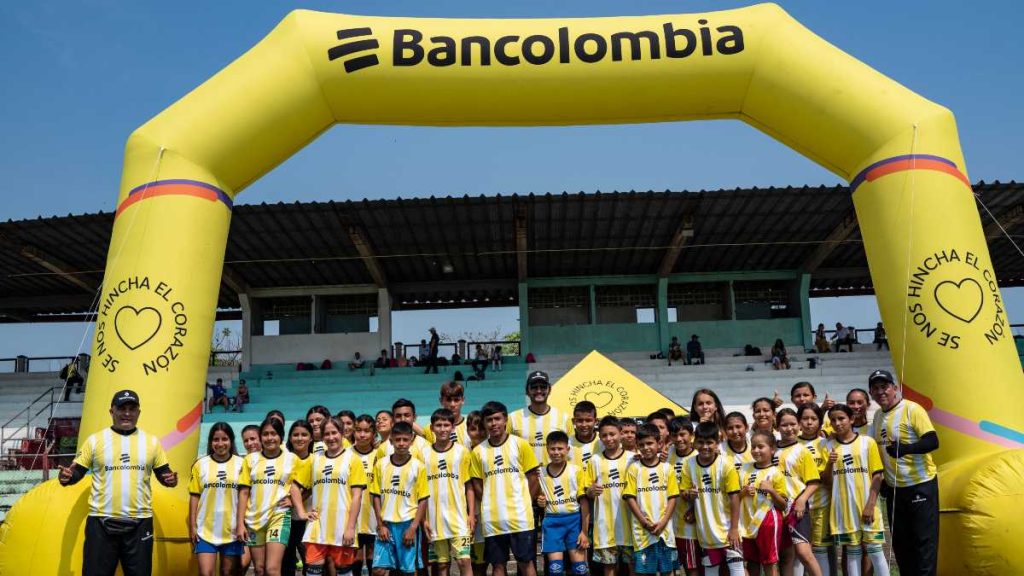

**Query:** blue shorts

left=194, top=538, right=244, bottom=556
left=542, top=512, right=582, bottom=553
left=634, top=540, right=678, bottom=574
left=373, top=520, right=423, bottom=573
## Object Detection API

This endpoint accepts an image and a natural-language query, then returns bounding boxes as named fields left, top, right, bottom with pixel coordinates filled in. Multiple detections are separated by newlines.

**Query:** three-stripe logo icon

left=324, top=464, right=334, bottom=477
left=438, top=459, right=448, bottom=471
left=217, top=470, right=227, bottom=481
left=391, top=474, right=401, bottom=487
left=328, top=28, right=380, bottom=73
left=648, top=471, right=660, bottom=484
left=842, top=454, right=855, bottom=467
left=494, top=454, right=505, bottom=467
left=608, top=468, right=620, bottom=481
left=120, top=453, right=130, bottom=464
left=553, top=485, right=565, bottom=497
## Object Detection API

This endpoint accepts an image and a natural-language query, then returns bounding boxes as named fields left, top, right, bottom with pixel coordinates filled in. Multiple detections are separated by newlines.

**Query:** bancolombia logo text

left=329, top=20, right=744, bottom=72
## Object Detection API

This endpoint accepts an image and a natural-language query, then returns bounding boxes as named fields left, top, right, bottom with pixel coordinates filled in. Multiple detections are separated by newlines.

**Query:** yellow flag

left=549, top=351, right=686, bottom=418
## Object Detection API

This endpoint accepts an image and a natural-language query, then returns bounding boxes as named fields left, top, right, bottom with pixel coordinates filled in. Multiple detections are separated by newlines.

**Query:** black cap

left=868, top=369, right=895, bottom=385
left=526, top=370, right=550, bottom=387
left=111, top=389, right=140, bottom=407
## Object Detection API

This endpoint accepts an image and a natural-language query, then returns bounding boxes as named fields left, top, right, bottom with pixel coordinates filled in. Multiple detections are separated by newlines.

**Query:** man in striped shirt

left=59, top=389, right=178, bottom=576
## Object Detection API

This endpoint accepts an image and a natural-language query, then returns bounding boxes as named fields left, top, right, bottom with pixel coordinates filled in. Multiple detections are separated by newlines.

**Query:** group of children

left=187, top=371, right=891, bottom=576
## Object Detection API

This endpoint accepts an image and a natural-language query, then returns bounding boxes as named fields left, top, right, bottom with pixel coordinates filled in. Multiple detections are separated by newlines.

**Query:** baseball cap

left=526, top=370, right=550, bottom=387
left=868, top=369, right=894, bottom=385
left=111, top=389, right=140, bottom=407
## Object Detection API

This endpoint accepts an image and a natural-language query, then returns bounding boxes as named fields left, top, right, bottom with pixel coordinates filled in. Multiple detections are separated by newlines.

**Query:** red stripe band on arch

left=115, top=179, right=233, bottom=217
left=849, top=154, right=970, bottom=192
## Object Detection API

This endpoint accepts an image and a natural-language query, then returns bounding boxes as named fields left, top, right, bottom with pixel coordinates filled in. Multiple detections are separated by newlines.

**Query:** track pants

left=883, top=477, right=938, bottom=576
left=83, top=515, right=154, bottom=576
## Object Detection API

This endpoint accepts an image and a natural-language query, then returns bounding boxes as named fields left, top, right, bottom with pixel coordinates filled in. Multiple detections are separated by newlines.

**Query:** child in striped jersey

left=238, top=425, right=262, bottom=576
left=371, top=421, right=429, bottom=576
left=337, top=410, right=357, bottom=446
left=308, top=405, right=333, bottom=457
left=352, top=414, right=379, bottom=576
left=189, top=422, right=245, bottom=576
left=379, top=399, right=431, bottom=461
left=823, top=405, right=889, bottom=576
left=797, top=403, right=835, bottom=576
left=720, top=412, right=753, bottom=475
left=644, top=412, right=671, bottom=462
left=679, top=422, right=743, bottom=576
left=668, top=417, right=700, bottom=576
left=738, top=431, right=788, bottom=576
left=587, top=416, right=636, bottom=576
left=423, top=409, right=475, bottom=576
left=774, top=409, right=823, bottom=576
left=464, top=411, right=488, bottom=576
left=623, top=424, right=678, bottom=576
left=619, top=419, right=639, bottom=452
left=569, top=401, right=600, bottom=469
left=284, top=419, right=315, bottom=576
left=298, top=417, right=367, bottom=576
left=538, top=431, right=591, bottom=576
left=845, top=389, right=872, bottom=436
left=751, top=398, right=778, bottom=439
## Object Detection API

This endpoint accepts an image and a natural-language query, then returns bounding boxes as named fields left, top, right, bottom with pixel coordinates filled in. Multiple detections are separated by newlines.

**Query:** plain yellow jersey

left=668, top=445, right=698, bottom=540
left=540, top=462, right=587, bottom=515
left=587, top=449, right=636, bottom=549
left=623, top=459, right=679, bottom=550
left=298, top=449, right=367, bottom=546
left=74, top=428, right=170, bottom=519
left=871, top=399, right=937, bottom=487
left=798, top=435, right=830, bottom=510
left=353, top=446, right=379, bottom=535
left=736, top=463, right=787, bottom=539
left=825, top=434, right=885, bottom=535
left=422, top=443, right=473, bottom=540
left=679, top=454, right=741, bottom=550
left=370, top=455, right=429, bottom=523
left=773, top=441, right=820, bottom=501
left=239, top=450, right=309, bottom=531
left=508, top=406, right=571, bottom=465
left=719, top=439, right=753, bottom=475
left=188, top=454, right=244, bottom=544
left=470, top=434, right=540, bottom=537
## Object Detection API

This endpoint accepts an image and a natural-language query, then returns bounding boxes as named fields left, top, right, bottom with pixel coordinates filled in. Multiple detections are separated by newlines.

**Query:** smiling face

left=673, top=428, right=693, bottom=454
left=390, top=431, right=413, bottom=456
left=829, top=410, right=852, bottom=438
left=376, top=412, right=393, bottom=434
left=547, top=441, right=568, bottom=465
left=211, top=429, right=232, bottom=459
left=869, top=380, right=899, bottom=410
left=599, top=424, right=621, bottom=452
left=637, top=435, right=660, bottom=462
left=484, top=412, right=508, bottom=442
left=353, top=420, right=375, bottom=450
left=261, top=425, right=281, bottom=453
left=752, top=401, right=775, bottom=431
left=750, top=436, right=773, bottom=465
left=242, top=429, right=261, bottom=454
left=323, top=421, right=343, bottom=452
left=620, top=423, right=637, bottom=449
left=847, top=391, right=870, bottom=422
left=694, top=393, right=717, bottom=422
left=777, top=413, right=799, bottom=442
left=290, top=426, right=311, bottom=455
left=340, top=415, right=354, bottom=440
left=393, top=406, right=416, bottom=425
left=109, top=403, right=140, bottom=431
left=574, top=411, right=597, bottom=440
left=528, top=382, right=551, bottom=405
left=307, top=413, right=326, bottom=441
left=725, top=417, right=748, bottom=445
left=431, top=418, right=454, bottom=445
left=695, top=437, right=718, bottom=462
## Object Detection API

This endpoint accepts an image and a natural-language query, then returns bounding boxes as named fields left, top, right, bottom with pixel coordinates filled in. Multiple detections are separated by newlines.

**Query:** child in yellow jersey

left=308, top=405, right=333, bottom=456
left=537, top=431, right=591, bottom=576
left=778, top=382, right=837, bottom=437
left=337, top=410, right=357, bottom=445
left=587, top=416, right=636, bottom=576
left=738, top=431, right=788, bottom=575
left=298, top=417, right=367, bottom=576
left=668, top=417, right=699, bottom=576
left=845, top=389, right=872, bottom=436
left=284, top=419, right=315, bottom=576
left=352, top=414, right=380, bottom=576
left=720, top=412, right=753, bottom=474
left=381, top=399, right=431, bottom=461
left=465, top=411, right=488, bottom=576
left=644, top=412, right=671, bottom=461
left=238, top=424, right=262, bottom=575
left=189, top=423, right=245, bottom=576
left=569, top=401, right=601, bottom=469
left=623, top=424, right=678, bottom=576
left=823, top=405, right=889, bottom=576
left=371, top=421, right=429, bottom=576
left=236, top=418, right=310, bottom=576
left=679, top=422, right=743, bottom=576
left=751, top=398, right=778, bottom=439
left=619, top=419, right=638, bottom=452
left=798, top=403, right=835, bottom=576
left=423, top=409, right=475, bottom=576
left=774, top=409, right=824, bottom=576
left=434, top=380, right=473, bottom=448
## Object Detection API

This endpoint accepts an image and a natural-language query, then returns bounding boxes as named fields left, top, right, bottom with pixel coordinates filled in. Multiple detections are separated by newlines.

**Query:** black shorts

left=358, top=533, right=376, bottom=548
left=484, top=530, right=537, bottom=565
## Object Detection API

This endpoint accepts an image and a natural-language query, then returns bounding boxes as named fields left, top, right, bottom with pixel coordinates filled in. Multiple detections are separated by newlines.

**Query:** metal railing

left=811, top=323, right=1024, bottom=345
left=209, top=349, right=242, bottom=367
left=0, top=386, right=81, bottom=467
left=466, top=339, right=521, bottom=357
left=0, top=355, right=76, bottom=374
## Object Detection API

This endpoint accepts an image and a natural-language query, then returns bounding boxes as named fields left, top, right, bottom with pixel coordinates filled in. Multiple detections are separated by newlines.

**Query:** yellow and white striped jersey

left=623, top=459, right=679, bottom=550
left=312, top=438, right=353, bottom=457
left=799, top=435, right=830, bottom=510
left=668, top=446, right=698, bottom=540
left=74, top=428, right=169, bottom=519
left=508, top=406, right=571, bottom=465
left=239, top=450, right=309, bottom=531
left=871, top=399, right=937, bottom=487
left=188, top=454, right=244, bottom=544
left=825, top=434, right=884, bottom=535
left=297, top=449, right=367, bottom=546
left=679, top=454, right=741, bottom=550
left=422, top=443, right=473, bottom=541
left=736, top=463, right=787, bottom=539
left=719, top=440, right=753, bottom=475
left=569, top=434, right=602, bottom=470
left=370, top=455, right=429, bottom=523
left=587, top=449, right=636, bottom=549
left=470, top=434, right=540, bottom=537
left=353, top=446, right=379, bottom=534
left=540, top=462, right=587, bottom=515
left=424, top=419, right=473, bottom=449
left=376, top=435, right=431, bottom=462
left=773, top=441, right=820, bottom=500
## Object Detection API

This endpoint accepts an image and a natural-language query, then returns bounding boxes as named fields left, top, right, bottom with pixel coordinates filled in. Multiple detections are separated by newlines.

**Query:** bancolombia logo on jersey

left=327, top=19, right=744, bottom=72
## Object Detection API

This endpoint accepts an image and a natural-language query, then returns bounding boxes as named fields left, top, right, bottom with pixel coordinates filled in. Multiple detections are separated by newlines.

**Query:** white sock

left=703, top=567, right=718, bottom=576
left=844, top=548, right=862, bottom=576
left=794, top=560, right=805, bottom=576
left=866, top=544, right=890, bottom=576
left=727, top=561, right=745, bottom=576
left=813, top=547, right=830, bottom=576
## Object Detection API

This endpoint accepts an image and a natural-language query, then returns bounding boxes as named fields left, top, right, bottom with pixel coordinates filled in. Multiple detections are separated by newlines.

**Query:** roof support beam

left=0, top=233, right=98, bottom=294
left=984, top=203, right=1024, bottom=238
left=657, top=216, right=695, bottom=277
left=347, top=225, right=388, bottom=288
left=221, top=265, right=250, bottom=296
left=515, top=206, right=528, bottom=281
left=800, top=211, right=859, bottom=274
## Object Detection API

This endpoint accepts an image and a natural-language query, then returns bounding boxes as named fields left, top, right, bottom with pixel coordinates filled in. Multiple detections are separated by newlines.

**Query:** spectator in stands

left=419, top=338, right=429, bottom=359
left=470, top=344, right=489, bottom=379
left=873, top=322, right=889, bottom=351
left=451, top=351, right=462, bottom=365
left=770, top=338, right=791, bottom=370
left=814, top=323, right=830, bottom=353
left=491, top=345, right=503, bottom=372
left=348, top=351, right=365, bottom=371
left=686, top=334, right=705, bottom=365
left=667, top=336, right=684, bottom=365
left=60, top=356, right=85, bottom=401
left=207, top=378, right=230, bottom=412
left=374, top=349, right=390, bottom=370
left=832, top=322, right=856, bottom=352
left=234, top=379, right=250, bottom=412
left=424, top=327, right=440, bottom=374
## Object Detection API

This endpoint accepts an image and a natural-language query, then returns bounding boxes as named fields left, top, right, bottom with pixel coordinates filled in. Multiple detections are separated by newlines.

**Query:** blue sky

left=1, top=0, right=1022, bottom=360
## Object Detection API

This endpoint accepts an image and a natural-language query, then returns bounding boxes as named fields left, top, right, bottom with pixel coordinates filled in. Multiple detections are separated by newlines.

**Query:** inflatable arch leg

left=1, top=4, right=1020, bottom=574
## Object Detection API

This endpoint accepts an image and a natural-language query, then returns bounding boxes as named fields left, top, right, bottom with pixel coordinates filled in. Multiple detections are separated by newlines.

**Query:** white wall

left=250, top=333, right=381, bottom=365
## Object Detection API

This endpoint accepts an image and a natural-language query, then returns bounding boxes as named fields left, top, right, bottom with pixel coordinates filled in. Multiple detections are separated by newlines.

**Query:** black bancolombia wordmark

left=328, top=28, right=380, bottom=73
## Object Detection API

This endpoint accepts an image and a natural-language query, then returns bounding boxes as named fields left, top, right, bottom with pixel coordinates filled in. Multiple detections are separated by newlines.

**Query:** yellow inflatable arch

left=1, top=4, right=1022, bottom=574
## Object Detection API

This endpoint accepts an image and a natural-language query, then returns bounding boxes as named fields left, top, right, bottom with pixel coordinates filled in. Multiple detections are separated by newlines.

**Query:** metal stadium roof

left=1, top=181, right=1021, bottom=322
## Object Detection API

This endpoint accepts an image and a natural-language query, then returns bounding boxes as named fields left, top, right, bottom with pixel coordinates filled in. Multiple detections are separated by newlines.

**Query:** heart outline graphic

left=114, top=306, right=163, bottom=350
left=584, top=390, right=615, bottom=409
left=933, top=278, right=983, bottom=324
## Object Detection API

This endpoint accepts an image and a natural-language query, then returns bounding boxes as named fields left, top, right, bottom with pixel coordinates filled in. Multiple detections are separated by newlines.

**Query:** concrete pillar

left=239, top=293, right=252, bottom=371
left=518, top=282, right=530, bottom=357
left=726, top=281, right=737, bottom=320
left=657, top=278, right=669, bottom=353
left=377, top=288, right=392, bottom=354
left=798, top=273, right=813, bottom=351
left=589, top=285, right=598, bottom=324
